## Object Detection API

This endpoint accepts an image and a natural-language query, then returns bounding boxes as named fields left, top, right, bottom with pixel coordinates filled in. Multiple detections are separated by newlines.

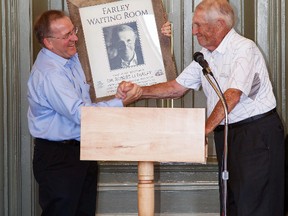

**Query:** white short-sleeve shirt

left=176, top=29, right=276, bottom=124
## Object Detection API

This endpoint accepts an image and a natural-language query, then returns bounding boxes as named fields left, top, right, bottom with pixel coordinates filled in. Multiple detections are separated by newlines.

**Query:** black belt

left=34, top=138, right=80, bottom=146
left=214, top=108, right=277, bottom=132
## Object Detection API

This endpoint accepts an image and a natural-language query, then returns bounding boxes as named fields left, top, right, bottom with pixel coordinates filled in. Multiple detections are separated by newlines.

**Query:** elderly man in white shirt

left=116, top=0, right=285, bottom=215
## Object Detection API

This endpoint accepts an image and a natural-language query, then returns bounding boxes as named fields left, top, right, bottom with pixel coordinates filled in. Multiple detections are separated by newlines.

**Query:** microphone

left=193, top=52, right=212, bottom=75
left=194, top=51, right=228, bottom=216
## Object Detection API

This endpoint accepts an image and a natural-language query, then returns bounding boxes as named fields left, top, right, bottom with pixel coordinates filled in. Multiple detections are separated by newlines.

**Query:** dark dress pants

left=214, top=112, right=285, bottom=216
left=33, top=139, right=98, bottom=216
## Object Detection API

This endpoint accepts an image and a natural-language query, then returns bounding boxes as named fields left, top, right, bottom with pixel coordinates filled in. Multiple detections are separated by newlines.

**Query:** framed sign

left=67, top=0, right=177, bottom=102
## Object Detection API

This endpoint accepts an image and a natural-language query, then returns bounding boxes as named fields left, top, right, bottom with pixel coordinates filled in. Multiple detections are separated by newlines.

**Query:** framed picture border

left=67, top=0, right=177, bottom=102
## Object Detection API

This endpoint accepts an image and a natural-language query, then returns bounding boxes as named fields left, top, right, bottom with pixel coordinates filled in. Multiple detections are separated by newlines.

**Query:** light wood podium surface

left=81, top=107, right=206, bottom=216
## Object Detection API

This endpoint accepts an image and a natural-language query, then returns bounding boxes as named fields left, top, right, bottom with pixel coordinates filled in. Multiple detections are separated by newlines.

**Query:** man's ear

left=43, top=38, right=53, bottom=50
left=217, top=19, right=226, bottom=29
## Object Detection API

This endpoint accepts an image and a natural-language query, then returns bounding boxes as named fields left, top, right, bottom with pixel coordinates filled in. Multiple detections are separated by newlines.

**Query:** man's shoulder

left=228, top=29, right=255, bottom=47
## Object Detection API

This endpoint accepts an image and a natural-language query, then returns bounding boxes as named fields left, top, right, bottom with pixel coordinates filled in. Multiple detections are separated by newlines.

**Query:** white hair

left=196, top=0, right=236, bottom=28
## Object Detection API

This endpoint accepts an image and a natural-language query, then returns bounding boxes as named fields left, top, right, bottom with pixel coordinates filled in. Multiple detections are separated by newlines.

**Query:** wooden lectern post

left=138, top=161, right=154, bottom=216
left=80, top=107, right=206, bottom=215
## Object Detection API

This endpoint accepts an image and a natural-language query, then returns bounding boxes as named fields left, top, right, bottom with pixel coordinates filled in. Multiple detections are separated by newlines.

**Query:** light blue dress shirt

left=27, top=48, right=123, bottom=141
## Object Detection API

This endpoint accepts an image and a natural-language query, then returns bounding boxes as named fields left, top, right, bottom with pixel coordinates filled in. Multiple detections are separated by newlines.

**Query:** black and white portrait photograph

left=104, top=22, right=144, bottom=70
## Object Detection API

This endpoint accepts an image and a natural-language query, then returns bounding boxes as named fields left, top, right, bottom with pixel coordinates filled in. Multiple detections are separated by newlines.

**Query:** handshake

left=116, top=81, right=143, bottom=106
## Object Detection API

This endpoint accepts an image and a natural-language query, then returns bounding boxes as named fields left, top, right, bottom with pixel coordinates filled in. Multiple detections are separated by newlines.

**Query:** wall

left=0, top=0, right=287, bottom=215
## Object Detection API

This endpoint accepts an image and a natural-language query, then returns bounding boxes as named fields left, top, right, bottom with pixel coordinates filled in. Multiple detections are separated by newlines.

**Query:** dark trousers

left=214, top=112, right=285, bottom=216
left=33, top=139, right=98, bottom=216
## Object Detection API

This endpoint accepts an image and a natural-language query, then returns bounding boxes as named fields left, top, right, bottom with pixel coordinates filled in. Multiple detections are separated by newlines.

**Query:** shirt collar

left=215, top=28, right=236, bottom=54
left=65, top=57, right=77, bottom=69
left=42, top=48, right=78, bottom=68
left=202, top=28, right=236, bottom=56
left=121, top=52, right=138, bottom=68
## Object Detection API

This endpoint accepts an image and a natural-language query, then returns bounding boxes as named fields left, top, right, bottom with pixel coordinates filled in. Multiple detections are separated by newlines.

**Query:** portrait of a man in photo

left=104, top=22, right=144, bottom=70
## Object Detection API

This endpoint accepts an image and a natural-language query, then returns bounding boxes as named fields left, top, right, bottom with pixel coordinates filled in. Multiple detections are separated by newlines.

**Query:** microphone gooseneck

left=193, top=51, right=229, bottom=216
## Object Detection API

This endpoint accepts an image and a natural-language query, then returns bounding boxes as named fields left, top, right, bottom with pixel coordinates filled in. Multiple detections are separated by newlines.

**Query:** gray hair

left=196, top=0, right=236, bottom=28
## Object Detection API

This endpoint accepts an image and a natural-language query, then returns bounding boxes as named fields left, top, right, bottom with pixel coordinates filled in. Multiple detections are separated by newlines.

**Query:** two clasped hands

left=116, top=81, right=142, bottom=106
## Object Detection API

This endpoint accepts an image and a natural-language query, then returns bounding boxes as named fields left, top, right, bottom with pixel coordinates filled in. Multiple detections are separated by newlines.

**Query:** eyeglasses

left=47, top=27, right=78, bottom=40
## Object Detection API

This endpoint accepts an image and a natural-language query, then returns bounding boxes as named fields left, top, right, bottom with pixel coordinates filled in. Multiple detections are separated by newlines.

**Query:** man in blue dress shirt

left=27, top=10, right=141, bottom=216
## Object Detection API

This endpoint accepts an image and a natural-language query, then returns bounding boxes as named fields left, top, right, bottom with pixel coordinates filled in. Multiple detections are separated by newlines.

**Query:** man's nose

left=70, top=33, right=78, bottom=41
left=192, top=26, right=198, bottom=35
left=117, top=41, right=127, bottom=50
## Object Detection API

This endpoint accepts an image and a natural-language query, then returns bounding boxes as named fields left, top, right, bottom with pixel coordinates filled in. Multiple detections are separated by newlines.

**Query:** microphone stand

left=202, top=69, right=229, bottom=216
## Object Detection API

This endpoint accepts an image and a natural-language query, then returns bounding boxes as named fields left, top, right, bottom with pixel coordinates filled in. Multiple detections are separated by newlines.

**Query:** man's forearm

left=141, top=80, right=187, bottom=100
left=205, top=88, right=242, bottom=135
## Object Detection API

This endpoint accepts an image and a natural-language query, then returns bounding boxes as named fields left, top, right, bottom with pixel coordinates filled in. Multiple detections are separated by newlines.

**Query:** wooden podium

left=81, top=107, right=206, bottom=216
